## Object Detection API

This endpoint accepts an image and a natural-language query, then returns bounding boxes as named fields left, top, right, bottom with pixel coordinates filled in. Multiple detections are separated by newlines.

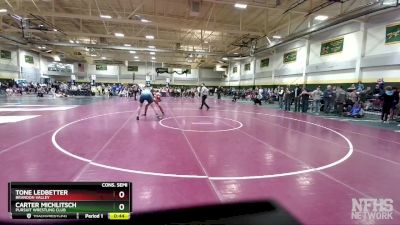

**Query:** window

left=233, top=66, right=238, bottom=73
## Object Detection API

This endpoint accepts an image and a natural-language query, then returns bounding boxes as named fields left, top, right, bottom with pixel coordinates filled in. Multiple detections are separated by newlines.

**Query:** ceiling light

left=75, top=41, right=80, bottom=44
left=222, top=57, right=228, bottom=60
left=129, top=51, right=136, bottom=54
left=53, top=29, right=58, bottom=32
left=273, top=35, right=282, bottom=39
left=204, top=41, right=209, bottom=44
left=141, top=19, right=151, bottom=23
left=189, top=54, right=193, bottom=58
left=315, top=15, right=328, bottom=21
left=234, top=3, right=247, bottom=9
left=195, top=49, right=205, bottom=52
left=101, top=57, right=106, bottom=60
left=134, top=56, right=139, bottom=59
left=69, top=40, right=74, bottom=43
left=0, top=9, right=8, bottom=13
left=149, top=52, right=155, bottom=55
left=148, top=46, right=155, bottom=48
left=90, top=54, right=97, bottom=57
left=145, top=35, right=154, bottom=40
left=114, top=33, right=125, bottom=37
left=233, top=52, right=239, bottom=55
left=124, top=44, right=131, bottom=47
left=100, top=15, right=112, bottom=19
left=151, top=57, right=156, bottom=60
left=188, top=59, right=193, bottom=63
left=134, top=59, right=140, bottom=62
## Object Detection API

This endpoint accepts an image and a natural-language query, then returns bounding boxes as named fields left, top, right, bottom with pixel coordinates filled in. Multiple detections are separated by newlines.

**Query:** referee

left=199, top=83, right=210, bottom=110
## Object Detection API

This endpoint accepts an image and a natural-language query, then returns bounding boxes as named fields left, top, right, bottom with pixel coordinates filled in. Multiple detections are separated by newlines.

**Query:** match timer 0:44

left=8, top=182, right=132, bottom=220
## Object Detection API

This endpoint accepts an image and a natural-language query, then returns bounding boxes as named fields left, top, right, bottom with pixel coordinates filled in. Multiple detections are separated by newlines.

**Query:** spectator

left=335, top=86, right=347, bottom=116
left=278, top=86, right=284, bottom=110
left=378, top=78, right=385, bottom=90
left=347, top=83, right=356, bottom=92
left=300, top=87, right=310, bottom=113
left=359, top=88, right=367, bottom=103
left=390, top=87, right=399, bottom=120
left=217, top=86, right=223, bottom=100
left=365, top=86, right=373, bottom=100
left=312, top=86, right=323, bottom=115
left=293, top=85, right=302, bottom=112
left=323, top=85, right=334, bottom=113
left=380, top=86, right=394, bottom=123
left=346, top=102, right=364, bottom=118
left=284, top=87, right=293, bottom=111
left=373, top=84, right=382, bottom=95
left=356, top=81, right=364, bottom=92
left=349, top=89, right=358, bottom=103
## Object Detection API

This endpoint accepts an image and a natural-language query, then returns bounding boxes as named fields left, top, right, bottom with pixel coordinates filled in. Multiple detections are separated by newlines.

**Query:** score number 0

left=118, top=191, right=125, bottom=211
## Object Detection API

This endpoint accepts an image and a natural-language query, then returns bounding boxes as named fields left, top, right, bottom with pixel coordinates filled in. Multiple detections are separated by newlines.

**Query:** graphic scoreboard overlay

left=8, top=182, right=132, bottom=220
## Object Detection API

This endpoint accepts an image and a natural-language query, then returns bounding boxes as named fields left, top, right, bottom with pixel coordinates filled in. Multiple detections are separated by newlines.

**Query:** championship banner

left=320, top=37, right=344, bottom=56
left=385, top=22, right=400, bottom=45
left=283, top=50, right=297, bottom=64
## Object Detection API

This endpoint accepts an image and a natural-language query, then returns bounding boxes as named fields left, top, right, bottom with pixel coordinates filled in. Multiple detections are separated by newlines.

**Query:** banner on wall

left=95, top=64, right=107, bottom=71
left=260, top=58, right=270, bottom=68
left=385, top=22, right=400, bottom=45
left=155, top=67, right=190, bottom=76
left=283, top=50, right=297, bottom=64
left=127, top=65, right=139, bottom=72
left=320, top=37, right=344, bottom=56
left=233, top=66, right=238, bottom=73
left=25, top=55, right=34, bottom=64
left=0, top=50, right=11, bottom=60
left=244, top=63, right=251, bottom=71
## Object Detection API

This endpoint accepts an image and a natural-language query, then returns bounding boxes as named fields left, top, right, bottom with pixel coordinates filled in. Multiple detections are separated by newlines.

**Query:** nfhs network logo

left=352, top=198, right=393, bottom=220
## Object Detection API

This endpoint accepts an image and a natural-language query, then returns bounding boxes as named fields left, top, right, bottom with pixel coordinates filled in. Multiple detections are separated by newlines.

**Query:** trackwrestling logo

left=352, top=198, right=393, bottom=220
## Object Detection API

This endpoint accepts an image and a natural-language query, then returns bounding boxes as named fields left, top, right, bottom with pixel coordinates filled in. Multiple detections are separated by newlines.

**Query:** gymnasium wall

left=224, top=7, right=400, bottom=87
left=47, top=61, right=222, bottom=86
left=19, top=50, right=41, bottom=83
left=0, top=47, right=19, bottom=80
